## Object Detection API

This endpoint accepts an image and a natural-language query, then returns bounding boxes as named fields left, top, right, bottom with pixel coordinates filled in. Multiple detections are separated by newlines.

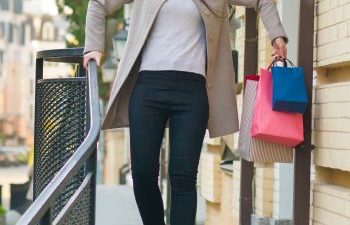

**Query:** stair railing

left=17, top=48, right=100, bottom=225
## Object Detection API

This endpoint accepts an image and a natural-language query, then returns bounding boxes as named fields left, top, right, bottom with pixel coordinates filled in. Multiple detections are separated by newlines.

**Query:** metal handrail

left=16, top=60, right=100, bottom=225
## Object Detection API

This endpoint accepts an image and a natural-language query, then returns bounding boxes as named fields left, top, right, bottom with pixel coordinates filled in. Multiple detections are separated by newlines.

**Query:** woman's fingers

left=83, top=51, right=103, bottom=70
left=83, top=56, right=89, bottom=70
left=278, top=44, right=287, bottom=59
left=95, top=55, right=101, bottom=66
left=272, top=37, right=287, bottom=60
left=271, top=51, right=283, bottom=62
left=283, top=45, right=288, bottom=59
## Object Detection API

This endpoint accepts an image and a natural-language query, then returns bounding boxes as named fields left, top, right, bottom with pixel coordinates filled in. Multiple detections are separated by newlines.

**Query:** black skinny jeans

left=128, top=70, right=209, bottom=225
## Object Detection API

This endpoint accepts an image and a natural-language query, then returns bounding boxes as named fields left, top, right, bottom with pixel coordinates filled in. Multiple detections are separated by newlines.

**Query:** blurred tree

left=56, top=0, right=124, bottom=101
left=56, top=0, right=89, bottom=48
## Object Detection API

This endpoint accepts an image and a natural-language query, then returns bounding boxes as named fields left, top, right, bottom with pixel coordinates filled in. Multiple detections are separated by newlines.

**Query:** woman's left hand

left=271, top=37, right=287, bottom=60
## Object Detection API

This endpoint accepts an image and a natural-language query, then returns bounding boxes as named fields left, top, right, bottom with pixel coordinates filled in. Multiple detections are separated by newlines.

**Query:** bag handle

left=267, top=58, right=296, bottom=70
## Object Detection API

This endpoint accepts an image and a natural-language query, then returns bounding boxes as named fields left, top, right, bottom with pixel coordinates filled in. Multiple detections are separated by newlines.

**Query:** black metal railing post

left=293, top=1, right=314, bottom=224
left=239, top=8, right=258, bottom=225
left=86, top=149, right=97, bottom=225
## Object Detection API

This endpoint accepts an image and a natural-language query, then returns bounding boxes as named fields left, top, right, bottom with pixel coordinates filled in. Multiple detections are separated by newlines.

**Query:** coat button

left=207, top=82, right=212, bottom=88
left=209, top=35, right=214, bottom=42
left=204, top=9, right=210, bottom=16
left=208, top=58, right=213, bottom=65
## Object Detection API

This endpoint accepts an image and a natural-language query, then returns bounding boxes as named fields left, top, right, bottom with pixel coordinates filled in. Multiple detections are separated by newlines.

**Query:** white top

left=139, top=0, right=207, bottom=77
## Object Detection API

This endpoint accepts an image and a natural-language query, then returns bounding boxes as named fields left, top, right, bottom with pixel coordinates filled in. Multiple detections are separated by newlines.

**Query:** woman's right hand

left=83, top=51, right=103, bottom=69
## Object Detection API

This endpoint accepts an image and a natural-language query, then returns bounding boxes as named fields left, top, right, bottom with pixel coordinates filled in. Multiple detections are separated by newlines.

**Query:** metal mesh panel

left=34, top=78, right=90, bottom=223
left=58, top=182, right=93, bottom=225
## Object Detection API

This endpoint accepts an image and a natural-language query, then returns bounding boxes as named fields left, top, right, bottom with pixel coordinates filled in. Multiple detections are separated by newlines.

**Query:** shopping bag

left=238, top=77, right=293, bottom=163
left=271, top=59, right=308, bottom=113
left=251, top=68, right=304, bottom=147
left=244, top=74, right=260, bottom=88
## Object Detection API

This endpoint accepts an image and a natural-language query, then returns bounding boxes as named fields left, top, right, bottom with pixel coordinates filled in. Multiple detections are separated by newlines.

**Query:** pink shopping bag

left=251, top=68, right=304, bottom=147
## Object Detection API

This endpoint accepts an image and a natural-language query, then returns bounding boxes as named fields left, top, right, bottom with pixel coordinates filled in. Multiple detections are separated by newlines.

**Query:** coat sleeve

left=228, top=0, right=288, bottom=44
left=84, top=0, right=133, bottom=54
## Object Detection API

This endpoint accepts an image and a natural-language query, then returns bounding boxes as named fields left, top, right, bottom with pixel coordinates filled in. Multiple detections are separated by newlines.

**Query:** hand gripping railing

left=17, top=48, right=100, bottom=225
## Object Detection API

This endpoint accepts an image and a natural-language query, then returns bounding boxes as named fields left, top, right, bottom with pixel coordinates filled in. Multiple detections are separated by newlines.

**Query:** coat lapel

left=105, top=0, right=168, bottom=113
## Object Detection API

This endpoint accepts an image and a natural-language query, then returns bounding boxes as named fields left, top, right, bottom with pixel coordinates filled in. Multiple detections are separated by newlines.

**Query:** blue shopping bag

left=270, top=59, right=308, bottom=113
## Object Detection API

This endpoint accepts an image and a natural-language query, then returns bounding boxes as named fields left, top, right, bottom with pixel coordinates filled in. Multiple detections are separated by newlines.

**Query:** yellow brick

left=205, top=201, right=222, bottom=225
left=316, top=66, right=350, bottom=84
left=255, top=198, right=273, bottom=217
left=236, top=6, right=246, bottom=17
left=316, top=167, right=350, bottom=189
left=220, top=172, right=234, bottom=225
left=338, top=22, right=348, bottom=39
left=314, top=118, right=350, bottom=133
left=255, top=187, right=274, bottom=203
left=222, top=134, right=234, bottom=152
left=314, top=148, right=350, bottom=171
left=318, top=0, right=331, bottom=15
left=314, top=131, right=350, bottom=150
left=255, top=177, right=274, bottom=190
left=205, top=137, right=222, bottom=147
left=232, top=161, right=241, bottom=225
left=255, top=166, right=275, bottom=179
left=313, top=182, right=350, bottom=201
left=200, top=150, right=222, bottom=203
left=315, top=0, right=350, bottom=67
left=313, top=207, right=350, bottom=225
left=317, top=10, right=334, bottom=29
left=313, top=191, right=346, bottom=216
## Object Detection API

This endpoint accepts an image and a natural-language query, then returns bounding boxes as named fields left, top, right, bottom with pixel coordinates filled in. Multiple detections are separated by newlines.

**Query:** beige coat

left=84, top=0, right=287, bottom=138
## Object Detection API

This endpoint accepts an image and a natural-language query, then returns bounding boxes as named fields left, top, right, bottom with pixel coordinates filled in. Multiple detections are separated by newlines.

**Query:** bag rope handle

left=267, top=58, right=296, bottom=70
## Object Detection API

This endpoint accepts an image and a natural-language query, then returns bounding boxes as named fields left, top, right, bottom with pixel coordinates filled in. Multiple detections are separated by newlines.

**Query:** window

left=12, top=25, right=18, bottom=43
left=42, top=22, right=55, bottom=41
left=19, top=23, right=26, bottom=45
left=0, top=51, right=3, bottom=78
left=0, top=51, right=3, bottom=64
left=0, top=0, right=9, bottom=10
left=6, top=23, right=13, bottom=43
left=0, top=22, right=4, bottom=38
left=13, top=0, right=22, bottom=14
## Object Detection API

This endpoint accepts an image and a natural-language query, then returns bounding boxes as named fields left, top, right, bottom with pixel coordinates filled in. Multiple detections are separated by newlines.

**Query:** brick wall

left=313, top=82, right=350, bottom=171
left=315, top=0, right=350, bottom=67
left=254, top=164, right=275, bottom=217
left=311, top=182, right=350, bottom=225
left=104, top=130, right=128, bottom=184
left=221, top=172, right=234, bottom=225
left=200, top=144, right=222, bottom=203
left=312, top=1, right=350, bottom=224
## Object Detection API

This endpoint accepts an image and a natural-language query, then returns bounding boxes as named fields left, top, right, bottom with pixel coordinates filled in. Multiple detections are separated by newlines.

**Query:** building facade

left=311, top=0, right=350, bottom=224
left=200, top=0, right=350, bottom=225
left=0, top=0, right=68, bottom=147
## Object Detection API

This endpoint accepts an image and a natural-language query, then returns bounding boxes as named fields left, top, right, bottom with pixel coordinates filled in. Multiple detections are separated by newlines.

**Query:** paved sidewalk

left=96, top=185, right=205, bottom=225
left=96, top=185, right=142, bottom=225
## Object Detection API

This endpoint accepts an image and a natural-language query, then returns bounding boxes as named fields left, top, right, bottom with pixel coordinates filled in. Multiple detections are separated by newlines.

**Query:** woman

left=84, top=0, right=288, bottom=224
